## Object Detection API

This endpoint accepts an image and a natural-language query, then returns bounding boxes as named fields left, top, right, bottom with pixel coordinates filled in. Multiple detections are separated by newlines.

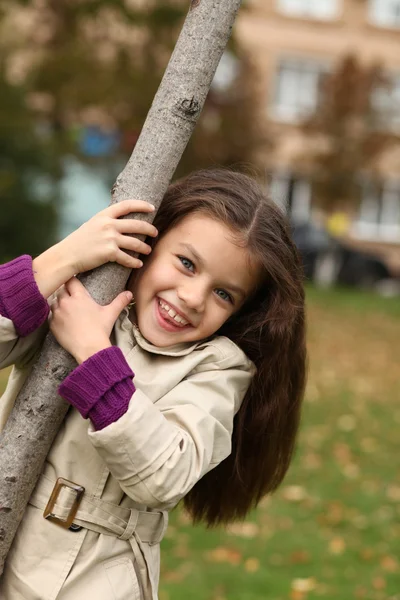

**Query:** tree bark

left=0, top=0, right=242, bottom=574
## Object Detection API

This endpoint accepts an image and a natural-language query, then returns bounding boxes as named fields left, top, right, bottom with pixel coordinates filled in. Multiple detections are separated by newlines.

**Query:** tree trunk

left=0, top=0, right=242, bottom=574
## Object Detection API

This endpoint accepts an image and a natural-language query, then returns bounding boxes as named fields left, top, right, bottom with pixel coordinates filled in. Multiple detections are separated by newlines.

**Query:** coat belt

left=29, top=474, right=168, bottom=545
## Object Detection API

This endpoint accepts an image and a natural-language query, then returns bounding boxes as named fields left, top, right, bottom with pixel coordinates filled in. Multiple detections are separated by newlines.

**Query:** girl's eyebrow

left=178, top=242, right=247, bottom=299
left=179, top=243, right=204, bottom=267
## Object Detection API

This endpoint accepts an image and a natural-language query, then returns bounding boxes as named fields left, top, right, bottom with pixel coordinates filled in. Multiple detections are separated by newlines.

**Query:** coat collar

left=116, top=307, right=204, bottom=357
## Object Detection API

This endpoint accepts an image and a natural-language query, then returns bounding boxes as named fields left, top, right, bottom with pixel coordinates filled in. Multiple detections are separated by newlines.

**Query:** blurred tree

left=0, top=0, right=267, bottom=176
left=178, top=50, right=270, bottom=176
left=301, top=54, right=396, bottom=211
left=0, top=64, right=60, bottom=262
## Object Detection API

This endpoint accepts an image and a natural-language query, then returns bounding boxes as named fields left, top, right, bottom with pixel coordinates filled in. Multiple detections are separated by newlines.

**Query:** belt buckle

left=43, top=477, right=85, bottom=530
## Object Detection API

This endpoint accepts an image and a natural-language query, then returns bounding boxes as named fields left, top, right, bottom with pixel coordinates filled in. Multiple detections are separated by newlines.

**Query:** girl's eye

left=178, top=256, right=195, bottom=272
left=215, top=289, right=233, bottom=304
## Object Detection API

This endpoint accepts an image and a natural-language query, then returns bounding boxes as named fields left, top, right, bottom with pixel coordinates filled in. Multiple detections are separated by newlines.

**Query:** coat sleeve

left=88, top=350, right=254, bottom=509
left=0, top=255, right=52, bottom=370
left=0, top=315, right=49, bottom=370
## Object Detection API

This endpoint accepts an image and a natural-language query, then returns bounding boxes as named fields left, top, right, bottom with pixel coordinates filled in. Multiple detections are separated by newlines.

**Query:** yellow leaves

left=333, top=442, right=360, bottom=479
left=290, top=577, right=317, bottom=600
left=372, top=576, right=386, bottom=590
left=359, top=547, right=374, bottom=561
left=342, top=463, right=360, bottom=480
left=337, top=414, right=356, bottom=432
left=282, top=485, right=308, bottom=502
left=360, top=437, right=378, bottom=453
left=319, top=501, right=344, bottom=526
left=205, top=547, right=260, bottom=575
left=380, top=555, right=398, bottom=573
left=328, top=536, right=346, bottom=555
left=163, top=561, right=193, bottom=584
left=226, top=521, right=259, bottom=538
left=386, top=484, right=400, bottom=502
left=303, top=452, right=322, bottom=470
left=289, top=550, right=311, bottom=565
left=206, top=546, right=242, bottom=566
left=244, top=557, right=260, bottom=573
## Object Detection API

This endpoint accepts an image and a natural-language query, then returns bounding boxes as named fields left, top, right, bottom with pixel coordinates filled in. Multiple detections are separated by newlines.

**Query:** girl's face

left=130, top=213, right=261, bottom=347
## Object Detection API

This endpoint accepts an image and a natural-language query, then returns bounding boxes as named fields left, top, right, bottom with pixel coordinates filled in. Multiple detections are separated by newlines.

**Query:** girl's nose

left=177, top=281, right=207, bottom=312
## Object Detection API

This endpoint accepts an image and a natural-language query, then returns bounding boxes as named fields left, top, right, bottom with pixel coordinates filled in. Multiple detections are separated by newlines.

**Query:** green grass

left=1, top=287, right=399, bottom=599
left=159, top=287, right=400, bottom=600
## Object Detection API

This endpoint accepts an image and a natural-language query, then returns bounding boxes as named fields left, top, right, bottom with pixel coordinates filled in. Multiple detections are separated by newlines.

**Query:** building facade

left=236, top=0, right=400, bottom=262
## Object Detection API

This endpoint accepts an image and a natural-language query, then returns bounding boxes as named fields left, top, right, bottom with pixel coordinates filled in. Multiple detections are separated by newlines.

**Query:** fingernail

left=149, top=204, right=155, bottom=210
left=125, top=291, right=132, bottom=300
left=138, top=260, right=143, bottom=267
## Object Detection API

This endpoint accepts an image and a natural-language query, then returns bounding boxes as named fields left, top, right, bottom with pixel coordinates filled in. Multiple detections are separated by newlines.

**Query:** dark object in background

left=292, top=222, right=391, bottom=289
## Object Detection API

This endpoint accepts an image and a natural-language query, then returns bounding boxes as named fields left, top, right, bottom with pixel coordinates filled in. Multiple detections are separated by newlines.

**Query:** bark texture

left=0, top=0, right=242, bottom=574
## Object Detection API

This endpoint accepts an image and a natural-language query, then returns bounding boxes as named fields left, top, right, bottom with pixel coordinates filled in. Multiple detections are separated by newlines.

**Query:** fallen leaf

left=291, top=578, right=317, bottom=593
left=282, top=486, right=308, bottom=502
left=291, top=591, right=306, bottom=600
left=290, top=550, right=311, bottom=564
left=386, top=485, right=400, bottom=502
left=372, top=576, right=386, bottom=590
left=360, top=548, right=374, bottom=561
left=380, top=555, right=398, bottom=572
left=206, top=546, right=242, bottom=565
left=354, top=585, right=367, bottom=598
left=227, top=521, right=259, bottom=538
left=244, top=557, right=260, bottom=573
left=342, top=463, right=360, bottom=479
left=333, top=442, right=352, bottom=463
left=329, top=537, right=346, bottom=555
left=337, top=414, right=356, bottom=431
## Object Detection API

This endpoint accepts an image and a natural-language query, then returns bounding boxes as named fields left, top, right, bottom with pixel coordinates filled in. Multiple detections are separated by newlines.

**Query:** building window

left=354, top=179, right=400, bottom=241
left=277, top=0, right=340, bottom=20
left=272, top=58, right=328, bottom=122
left=269, top=171, right=312, bottom=223
left=212, top=52, right=239, bottom=93
left=372, top=73, right=400, bottom=130
left=369, top=0, right=400, bottom=28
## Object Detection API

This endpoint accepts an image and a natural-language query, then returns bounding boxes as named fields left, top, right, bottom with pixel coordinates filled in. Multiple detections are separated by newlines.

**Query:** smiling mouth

left=157, top=298, right=192, bottom=329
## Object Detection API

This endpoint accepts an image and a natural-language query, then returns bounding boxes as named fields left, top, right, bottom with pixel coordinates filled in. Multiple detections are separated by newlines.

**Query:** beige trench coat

left=0, top=305, right=255, bottom=600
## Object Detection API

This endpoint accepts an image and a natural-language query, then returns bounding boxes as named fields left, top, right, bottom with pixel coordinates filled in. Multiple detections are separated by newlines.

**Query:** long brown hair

left=151, top=169, right=307, bottom=526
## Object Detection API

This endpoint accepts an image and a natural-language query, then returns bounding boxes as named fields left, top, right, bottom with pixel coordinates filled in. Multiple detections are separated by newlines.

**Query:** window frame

left=269, top=170, right=312, bottom=224
left=371, top=71, right=400, bottom=132
left=368, top=0, right=400, bottom=29
left=353, top=179, right=400, bottom=242
left=271, top=56, right=330, bottom=123
left=276, top=0, right=341, bottom=21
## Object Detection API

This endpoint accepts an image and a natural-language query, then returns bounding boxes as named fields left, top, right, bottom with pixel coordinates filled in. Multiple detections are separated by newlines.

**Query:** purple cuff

left=0, top=255, right=50, bottom=337
left=58, top=346, right=135, bottom=430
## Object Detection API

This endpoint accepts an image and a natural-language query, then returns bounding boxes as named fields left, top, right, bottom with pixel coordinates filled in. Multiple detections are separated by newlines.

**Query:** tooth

left=168, top=308, right=176, bottom=318
left=176, top=315, right=188, bottom=325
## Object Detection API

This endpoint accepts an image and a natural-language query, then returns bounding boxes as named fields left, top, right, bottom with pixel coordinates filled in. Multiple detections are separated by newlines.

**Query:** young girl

left=0, top=169, right=306, bottom=600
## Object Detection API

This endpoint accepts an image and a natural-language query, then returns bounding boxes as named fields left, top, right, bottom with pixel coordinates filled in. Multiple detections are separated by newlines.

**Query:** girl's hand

left=50, top=277, right=133, bottom=364
left=60, top=200, right=158, bottom=275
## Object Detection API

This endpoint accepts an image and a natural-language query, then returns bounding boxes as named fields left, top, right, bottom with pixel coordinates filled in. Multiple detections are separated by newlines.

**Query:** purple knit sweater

left=0, top=255, right=135, bottom=430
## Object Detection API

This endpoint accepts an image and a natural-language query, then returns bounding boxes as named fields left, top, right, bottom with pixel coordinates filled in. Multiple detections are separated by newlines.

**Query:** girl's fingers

left=65, top=276, right=88, bottom=296
left=107, top=200, right=156, bottom=220
left=115, top=249, right=143, bottom=269
left=116, top=218, right=158, bottom=238
left=56, top=285, right=69, bottom=300
left=116, top=234, right=152, bottom=256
